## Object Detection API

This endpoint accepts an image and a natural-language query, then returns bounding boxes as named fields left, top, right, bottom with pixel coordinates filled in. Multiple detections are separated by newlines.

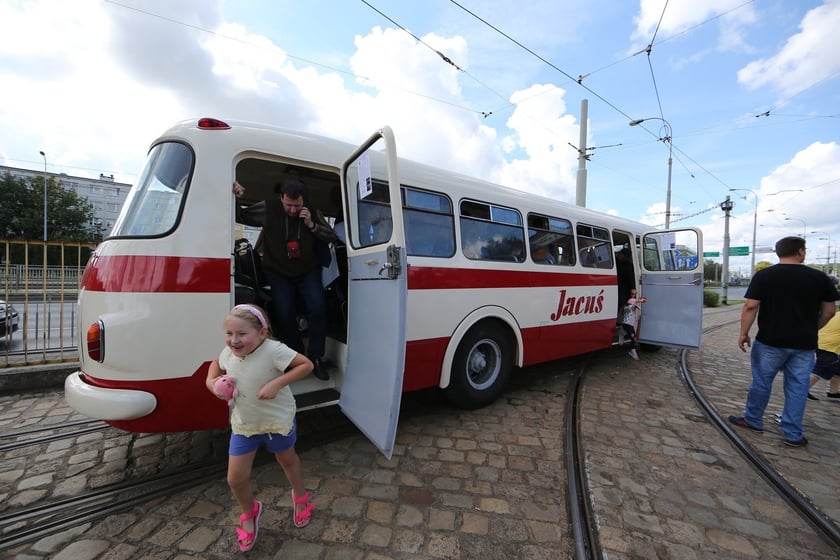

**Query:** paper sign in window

left=358, top=152, right=372, bottom=200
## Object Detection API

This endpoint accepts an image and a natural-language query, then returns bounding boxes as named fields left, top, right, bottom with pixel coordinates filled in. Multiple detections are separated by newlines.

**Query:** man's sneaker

left=807, top=392, right=819, bottom=401
left=826, top=392, right=840, bottom=400
left=311, top=359, right=329, bottom=381
left=627, top=349, right=639, bottom=361
left=783, top=436, right=808, bottom=448
left=728, top=415, right=764, bottom=433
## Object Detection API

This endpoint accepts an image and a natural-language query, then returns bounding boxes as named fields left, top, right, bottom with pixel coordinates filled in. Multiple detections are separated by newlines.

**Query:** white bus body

left=65, top=118, right=703, bottom=457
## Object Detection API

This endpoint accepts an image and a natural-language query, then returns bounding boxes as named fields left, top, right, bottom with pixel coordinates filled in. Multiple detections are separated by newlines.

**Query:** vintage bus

left=65, top=118, right=703, bottom=457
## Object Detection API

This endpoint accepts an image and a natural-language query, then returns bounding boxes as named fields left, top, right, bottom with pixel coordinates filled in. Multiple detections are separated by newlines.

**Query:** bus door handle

left=646, top=276, right=702, bottom=286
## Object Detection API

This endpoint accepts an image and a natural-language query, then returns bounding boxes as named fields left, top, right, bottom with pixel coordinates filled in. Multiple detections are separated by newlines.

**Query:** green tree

left=703, top=259, right=721, bottom=283
left=0, top=171, right=100, bottom=242
left=754, top=260, right=773, bottom=273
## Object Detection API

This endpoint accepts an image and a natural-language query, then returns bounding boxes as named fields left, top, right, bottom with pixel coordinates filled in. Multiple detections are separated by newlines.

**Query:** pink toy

left=214, top=374, right=238, bottom=406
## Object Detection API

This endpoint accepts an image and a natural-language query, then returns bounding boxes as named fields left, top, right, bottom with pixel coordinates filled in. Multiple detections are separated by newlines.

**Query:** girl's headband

left=232, top=304, right=267, bottom=329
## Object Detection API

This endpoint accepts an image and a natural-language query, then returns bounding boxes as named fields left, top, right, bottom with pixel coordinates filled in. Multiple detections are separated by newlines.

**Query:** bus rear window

left=110, top=142, right=193, bottom=237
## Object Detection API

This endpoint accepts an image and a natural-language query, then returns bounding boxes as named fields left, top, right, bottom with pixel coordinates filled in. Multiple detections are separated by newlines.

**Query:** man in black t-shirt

left=729, top=236, right=839, bottom=447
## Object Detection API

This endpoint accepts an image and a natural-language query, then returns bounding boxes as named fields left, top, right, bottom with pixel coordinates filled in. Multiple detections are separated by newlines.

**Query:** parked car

left=1, top=299, right=20, bottom=337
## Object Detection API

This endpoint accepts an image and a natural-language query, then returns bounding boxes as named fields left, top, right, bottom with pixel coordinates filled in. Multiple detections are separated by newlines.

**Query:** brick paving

left=1, top=305, right=839, bottom=559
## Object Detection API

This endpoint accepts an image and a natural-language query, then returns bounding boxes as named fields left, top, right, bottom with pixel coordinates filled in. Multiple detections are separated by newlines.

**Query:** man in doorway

left=234, top=178, right=337, bottom=380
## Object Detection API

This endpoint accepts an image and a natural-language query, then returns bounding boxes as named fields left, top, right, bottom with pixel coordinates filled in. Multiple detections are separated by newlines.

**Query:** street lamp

left=784, top=217, right=806, bottom=238
left=630, top=117, right=673, bottom=228
left=729, top=188, right=757, bottom=278
left=810, top=231, right=832, bottom=275
left=39, top=150, right=47, bottom=242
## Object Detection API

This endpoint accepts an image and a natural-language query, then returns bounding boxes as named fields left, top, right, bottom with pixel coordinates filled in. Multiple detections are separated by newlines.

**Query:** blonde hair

left=226, top=304, right=272, bottom=336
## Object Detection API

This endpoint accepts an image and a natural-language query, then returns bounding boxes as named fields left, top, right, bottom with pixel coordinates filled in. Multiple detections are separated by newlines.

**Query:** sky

left=1, top=0, right=839, bottom=275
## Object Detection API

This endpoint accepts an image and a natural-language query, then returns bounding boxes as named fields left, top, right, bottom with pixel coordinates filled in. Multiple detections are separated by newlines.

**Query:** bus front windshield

left=110, top=142, right=193, bottom=237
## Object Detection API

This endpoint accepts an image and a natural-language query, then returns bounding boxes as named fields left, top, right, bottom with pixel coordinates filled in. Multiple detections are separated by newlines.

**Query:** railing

left=1, top=239, right=97, bottom=368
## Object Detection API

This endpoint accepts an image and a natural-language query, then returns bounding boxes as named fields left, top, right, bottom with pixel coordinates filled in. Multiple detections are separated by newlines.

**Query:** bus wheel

left=444, top=322, right=512, bottom=409
left=640, top=343, right=662, bottom=352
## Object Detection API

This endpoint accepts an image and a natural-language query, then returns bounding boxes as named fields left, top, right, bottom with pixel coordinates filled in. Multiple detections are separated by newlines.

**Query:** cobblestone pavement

left=582, top=305, right=839, bottom=559
left=1, top=305, right=839, bottom=559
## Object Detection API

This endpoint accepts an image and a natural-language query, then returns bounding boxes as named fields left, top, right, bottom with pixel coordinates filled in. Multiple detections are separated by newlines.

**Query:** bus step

left=295, top=388, right=340, bottom=411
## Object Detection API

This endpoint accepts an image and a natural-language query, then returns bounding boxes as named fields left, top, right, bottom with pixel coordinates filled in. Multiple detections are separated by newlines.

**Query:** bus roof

left=161, top=117, right=657, bottom=234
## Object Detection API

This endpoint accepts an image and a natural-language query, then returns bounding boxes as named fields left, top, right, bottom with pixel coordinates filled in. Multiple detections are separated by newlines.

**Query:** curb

left=0, top=362, right=77, bottom=394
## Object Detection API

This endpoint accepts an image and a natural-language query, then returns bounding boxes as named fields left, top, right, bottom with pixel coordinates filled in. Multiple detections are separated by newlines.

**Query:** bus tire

left=444, top=321, right=513, bottom=409
left=640, top=343, right=662, bottom=353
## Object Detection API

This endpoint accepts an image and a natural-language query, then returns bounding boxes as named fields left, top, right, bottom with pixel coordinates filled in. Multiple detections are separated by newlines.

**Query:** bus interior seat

left=234, top=238, right=271, bottom=306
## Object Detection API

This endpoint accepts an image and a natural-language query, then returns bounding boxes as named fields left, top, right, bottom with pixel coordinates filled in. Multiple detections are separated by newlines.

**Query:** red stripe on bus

left=407, top=266, right=616, bottom=290
left=82, top=365, right=230, bottom=432
left=81, top=255, right=230, bottom=293
left=402, top=318, right=617, bottom=391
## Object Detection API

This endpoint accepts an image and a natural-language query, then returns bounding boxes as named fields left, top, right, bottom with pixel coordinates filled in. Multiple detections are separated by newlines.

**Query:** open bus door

left=638, top=227, right=704, bottom=350
left=338, top=126, right=408, bottom=459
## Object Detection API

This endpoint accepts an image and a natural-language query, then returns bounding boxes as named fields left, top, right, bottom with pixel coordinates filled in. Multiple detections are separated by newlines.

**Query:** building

left=0, top=165, right=130, bottom=235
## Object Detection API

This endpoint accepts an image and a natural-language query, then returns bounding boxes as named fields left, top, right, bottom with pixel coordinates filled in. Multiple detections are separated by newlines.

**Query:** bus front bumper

left=65, top=371, right=157, bottom=421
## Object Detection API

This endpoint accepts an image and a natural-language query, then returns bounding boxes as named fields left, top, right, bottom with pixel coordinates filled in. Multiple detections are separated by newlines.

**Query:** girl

left=206, top=304, right=315, bottom=552
left=620, top=289, right=645, bottom=361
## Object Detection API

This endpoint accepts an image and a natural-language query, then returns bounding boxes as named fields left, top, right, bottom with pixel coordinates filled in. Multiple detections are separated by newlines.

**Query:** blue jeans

left=744, top=340, right=815, bottom=441
left=265, top=268, right=327, bottom=360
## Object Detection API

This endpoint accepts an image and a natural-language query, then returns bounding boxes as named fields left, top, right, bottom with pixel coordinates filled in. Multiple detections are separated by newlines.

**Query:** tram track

left=679, top=319, right=840, bottom=549
left=565, top=361, right=603, bottom=560
left=0, top=418, right=110, bottom=452
left=0, top=404, right=358, bottom=553
left=571, top=315, right=840, bottom=558
left=0, top=461, right=225, bottom=551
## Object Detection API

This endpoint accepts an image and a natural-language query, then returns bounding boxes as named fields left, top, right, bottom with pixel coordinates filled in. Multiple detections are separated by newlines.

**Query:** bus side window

left=403, top=187, right=455, bottom=257
left=460, top=200, right=525, bottom=262
left=576, top=223, right=613, bottom=269
left=527, top=213, right=575, bottom=266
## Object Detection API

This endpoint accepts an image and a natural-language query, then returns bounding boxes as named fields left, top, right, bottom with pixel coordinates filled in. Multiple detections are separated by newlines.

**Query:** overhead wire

left=358, top=0, right=511, bottom=114
left=102, top=0, right=484, bottom=117
left=448, top=0, right=737, bottom=212
left=106, top=0, right=826, bottom=228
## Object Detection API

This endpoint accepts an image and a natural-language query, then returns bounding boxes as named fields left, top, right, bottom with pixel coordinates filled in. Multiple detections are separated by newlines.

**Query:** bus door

left=638, top=227, right=704, bottom=349
left=338, top=126, right=408, bottom=459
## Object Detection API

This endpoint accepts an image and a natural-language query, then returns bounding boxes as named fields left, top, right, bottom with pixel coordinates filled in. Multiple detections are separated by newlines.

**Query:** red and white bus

left=65, top=118, right=703, bottom=457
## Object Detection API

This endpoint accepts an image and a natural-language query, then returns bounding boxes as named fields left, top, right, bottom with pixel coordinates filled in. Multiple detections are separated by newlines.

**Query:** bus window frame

left=459, top=199, right=526, bottom=263
left=402, top=186, right=455, bottom=258
left=527, top=212, right=576, bottom=266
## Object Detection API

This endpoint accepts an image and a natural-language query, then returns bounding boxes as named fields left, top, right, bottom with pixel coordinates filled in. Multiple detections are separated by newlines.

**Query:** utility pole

left=575, top=99, right=588, bottom=207
left=720, top=196, right=734, bottom=305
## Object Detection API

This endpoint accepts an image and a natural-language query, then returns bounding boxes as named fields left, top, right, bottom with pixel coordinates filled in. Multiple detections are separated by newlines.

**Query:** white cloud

left=737, top=0, right=840, bottom=97
left=632, top=0, right=756, bottom=47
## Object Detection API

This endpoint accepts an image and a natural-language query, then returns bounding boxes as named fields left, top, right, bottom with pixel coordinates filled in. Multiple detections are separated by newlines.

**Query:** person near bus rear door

left=234, top=178, right=337, bottom=381
left=729, top=236, right=839, bottom=447
left=807, top=312, right=840, bottom=401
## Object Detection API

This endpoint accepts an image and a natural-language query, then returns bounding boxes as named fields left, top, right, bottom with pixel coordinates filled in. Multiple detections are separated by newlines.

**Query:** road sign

left=703, top=251, right=720, bottom=257
left=729, top=246, right=750, bottom=256
left=676, top=256, right=698, bottom=270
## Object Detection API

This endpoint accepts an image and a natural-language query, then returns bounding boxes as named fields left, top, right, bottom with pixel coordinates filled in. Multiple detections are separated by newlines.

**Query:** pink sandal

left=292, top=490, right=315, bottom=528
left=236, top=500, right=262, bottom=552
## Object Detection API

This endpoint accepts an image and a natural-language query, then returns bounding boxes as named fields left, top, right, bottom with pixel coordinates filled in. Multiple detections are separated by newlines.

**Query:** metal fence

left=1, top=239, right=97, bottom=368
